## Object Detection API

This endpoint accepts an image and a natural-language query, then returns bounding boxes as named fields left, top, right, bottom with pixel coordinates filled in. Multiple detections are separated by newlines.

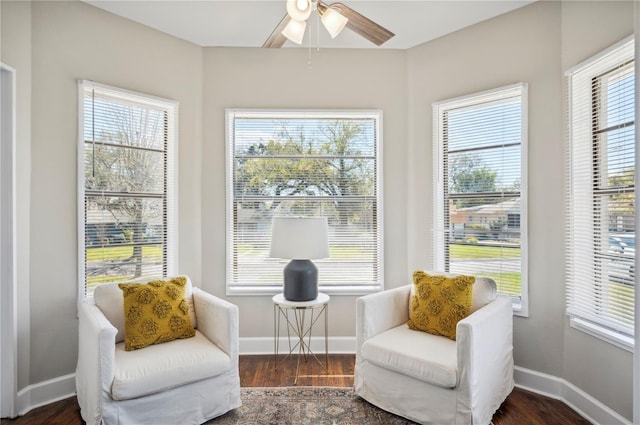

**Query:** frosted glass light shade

left=286, top=0, right=312, bottom=21
left=282, top=19, right=307, bottom=45
left=270, top=217, right=329, bottom=260
left=321, top=7, right=348, bottom=38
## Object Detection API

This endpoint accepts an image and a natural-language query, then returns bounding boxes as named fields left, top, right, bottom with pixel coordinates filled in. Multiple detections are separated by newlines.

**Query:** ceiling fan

left=263, top=0, right=394, bottom=48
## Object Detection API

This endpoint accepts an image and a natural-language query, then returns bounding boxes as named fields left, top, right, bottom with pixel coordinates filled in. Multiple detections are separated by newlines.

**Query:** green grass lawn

left=108, top=241, right=524, bottom=295
left=449, top=244, right=520, bottom=259
left=86, top=275, right=131, bottom=289
left=329, top=245, right=369, bottom=259
left=479, top=271, right=522, bottom=296
left=86, top=245, right=162, bottom=262
left=237, top=244, right=370, bottom=259
left=86, top=246, right=163, bottom=291
left=449, top=244, right=522, bottom=295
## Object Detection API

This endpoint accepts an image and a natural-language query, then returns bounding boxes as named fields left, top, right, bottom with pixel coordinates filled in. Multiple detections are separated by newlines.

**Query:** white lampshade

left=320, top=7, right=348, bottom=39
left=270, top=217, right=329, bottom=260
left=286, top=0, right=312, bottom=21
left=281, top=19, right=307, bottom=45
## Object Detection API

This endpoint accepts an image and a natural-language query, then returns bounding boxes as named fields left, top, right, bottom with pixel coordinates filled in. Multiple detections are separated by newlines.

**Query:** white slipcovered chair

left=76, top=277, right=241, bottom=425
left=355, top=272, right=514, bottom=425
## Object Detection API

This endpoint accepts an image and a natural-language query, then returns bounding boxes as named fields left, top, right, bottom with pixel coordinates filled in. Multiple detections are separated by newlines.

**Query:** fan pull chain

left=307, top=13, right=312, bottom=69
left=316, top=10, right=320, bottom=54
left=307, top=10, right=322, bottom=70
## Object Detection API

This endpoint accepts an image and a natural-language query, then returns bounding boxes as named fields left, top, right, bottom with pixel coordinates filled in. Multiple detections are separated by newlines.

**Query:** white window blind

left=225, top=110, right=383, bottom=295
left=78, top=81, right=178, bottom=301
left=565, top=37, right=635, bottom=350
left=433, top=84, right=528, bottom=315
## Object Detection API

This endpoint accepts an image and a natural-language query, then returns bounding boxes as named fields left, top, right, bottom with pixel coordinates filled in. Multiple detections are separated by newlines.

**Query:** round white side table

left=272, top=293, right=330, bottom=384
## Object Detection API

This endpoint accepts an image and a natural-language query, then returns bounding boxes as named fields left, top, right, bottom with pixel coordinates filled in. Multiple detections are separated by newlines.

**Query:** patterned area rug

left=205, top=387, right=417, bottom=425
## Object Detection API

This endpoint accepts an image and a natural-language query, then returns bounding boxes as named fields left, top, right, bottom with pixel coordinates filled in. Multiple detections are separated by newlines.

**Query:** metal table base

left=273, top=293, right=329, bottom=384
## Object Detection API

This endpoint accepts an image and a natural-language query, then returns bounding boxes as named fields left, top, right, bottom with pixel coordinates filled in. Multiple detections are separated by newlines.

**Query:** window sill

left=570, top=317, right=634, bottom=352
left=227, top=285, right=381, bottom=297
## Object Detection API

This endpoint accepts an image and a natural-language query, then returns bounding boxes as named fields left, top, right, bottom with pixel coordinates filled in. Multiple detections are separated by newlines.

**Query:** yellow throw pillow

left=119, top=276, right=196, bottom=351
left=407, top=271, right=475, bottom=340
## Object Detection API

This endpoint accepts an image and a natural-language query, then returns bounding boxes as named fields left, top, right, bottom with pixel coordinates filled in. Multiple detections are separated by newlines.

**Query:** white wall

left=201, top=47, right=409, bottom=339
left=26, top=0, right=203, bottom=383
left=0, top=0, right=637, bottom=421
left=1, top=0, right=32, bottom=393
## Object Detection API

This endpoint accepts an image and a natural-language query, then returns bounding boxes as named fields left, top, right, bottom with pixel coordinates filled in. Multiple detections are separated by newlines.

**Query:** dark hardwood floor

left=1, top=354, right=591, bottom=425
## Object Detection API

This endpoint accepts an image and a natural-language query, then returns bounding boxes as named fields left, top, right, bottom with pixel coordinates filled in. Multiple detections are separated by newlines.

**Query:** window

left=78, top=81, right=178, bottom=301
left=565, top=37, right=635, bottom=350
left=433, top=84, right=528, bottom=315
left=225, top=110, right=383, bottom=295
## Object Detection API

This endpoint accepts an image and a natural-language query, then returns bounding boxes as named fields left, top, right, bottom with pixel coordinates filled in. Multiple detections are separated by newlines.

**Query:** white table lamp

left=270, top=217, right=329, bottom=301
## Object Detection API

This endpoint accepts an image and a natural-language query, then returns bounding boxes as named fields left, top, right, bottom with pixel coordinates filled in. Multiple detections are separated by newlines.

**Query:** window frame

left=433, top=83, right=529, bottom=316
left=225, top=109, right=384, bottom=296
left=565, top=36, right=635, bottom=351
left=77, top=80, right=179, bottom=303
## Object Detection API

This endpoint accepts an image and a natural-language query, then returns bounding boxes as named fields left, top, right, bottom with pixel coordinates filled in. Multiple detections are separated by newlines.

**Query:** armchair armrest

left=192, top=288, right=239, bottom=366
left=76, top=302, right=118, bottom=425
left=456, top=295, right=514, bottom=423
left=356, top=285, right=411, bottom=355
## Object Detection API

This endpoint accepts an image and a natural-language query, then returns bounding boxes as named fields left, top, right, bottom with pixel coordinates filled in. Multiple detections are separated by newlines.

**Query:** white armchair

left=355, top=273, right=514, bottom=425
left=76, top=277, right=241, bottom=425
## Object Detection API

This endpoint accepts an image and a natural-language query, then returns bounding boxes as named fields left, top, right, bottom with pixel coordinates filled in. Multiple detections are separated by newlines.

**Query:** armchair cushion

left=408, top=271, right=474, bottom=340
left=119, top=277, right=195, bottom=351
left=361, top=324, right=457, bottom=388
left=112, top=330, right=231, bottom=400
left=94, top=275, right=197, bottom=343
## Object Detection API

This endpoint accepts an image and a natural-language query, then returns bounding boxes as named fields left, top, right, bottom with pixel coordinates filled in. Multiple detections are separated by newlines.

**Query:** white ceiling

left=84, top=0, right=536, bottom=50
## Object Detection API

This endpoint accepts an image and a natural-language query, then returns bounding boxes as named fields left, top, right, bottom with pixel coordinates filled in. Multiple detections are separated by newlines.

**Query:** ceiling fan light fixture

left=320, top=7, right=348, bottom=39
left=286, top=0, right=312, bottom=22
left=264, top=0, right=394, bottom=49
left=282, top=18, right=307, bottom=44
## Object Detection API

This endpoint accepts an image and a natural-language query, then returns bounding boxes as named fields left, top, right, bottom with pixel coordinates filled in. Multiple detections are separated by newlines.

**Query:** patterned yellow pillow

left=407, top=271, right=475, bottom=340
left=119, top=276, right=196, bottom=351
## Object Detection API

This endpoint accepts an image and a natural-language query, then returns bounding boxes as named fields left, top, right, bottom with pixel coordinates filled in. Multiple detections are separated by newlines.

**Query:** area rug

left=205, top=387, right=418, bottom=425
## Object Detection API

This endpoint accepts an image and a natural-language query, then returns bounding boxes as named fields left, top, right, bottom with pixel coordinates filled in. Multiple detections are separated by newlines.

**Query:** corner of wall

left=1, top=0, right=33, bottom=399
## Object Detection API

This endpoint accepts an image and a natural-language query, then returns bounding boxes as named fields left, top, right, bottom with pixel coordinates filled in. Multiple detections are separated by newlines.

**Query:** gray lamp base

left=283, top=259, right=318, bottom=301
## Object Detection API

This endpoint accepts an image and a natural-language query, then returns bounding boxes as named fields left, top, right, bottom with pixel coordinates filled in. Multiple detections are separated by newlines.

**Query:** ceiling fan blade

left=329, top=2, right=394, bottom=46
left=263, top=14, right=290, bottom=48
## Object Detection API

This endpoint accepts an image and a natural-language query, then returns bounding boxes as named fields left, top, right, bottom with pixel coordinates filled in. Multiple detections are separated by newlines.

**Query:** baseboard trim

left=10, top=355, right=629, bottom=424
left=514, top=366, right=631, bottom=425
left=16, top=373, right=75, bottom=416
left=239, top=336, right=356, bottom=355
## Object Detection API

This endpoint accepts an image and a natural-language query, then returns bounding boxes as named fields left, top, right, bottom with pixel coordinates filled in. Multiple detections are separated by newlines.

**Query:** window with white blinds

left=78, top=81, right=178, bottom=301
left=565, top=37, right=635, bottom=350
left=225, top=110, right=383, bottom=295
left=433, top=84, right=528, bottom=316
